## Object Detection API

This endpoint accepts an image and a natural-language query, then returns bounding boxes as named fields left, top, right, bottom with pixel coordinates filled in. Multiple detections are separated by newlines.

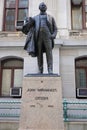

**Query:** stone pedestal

left=18, top=74, right=64, bottom=130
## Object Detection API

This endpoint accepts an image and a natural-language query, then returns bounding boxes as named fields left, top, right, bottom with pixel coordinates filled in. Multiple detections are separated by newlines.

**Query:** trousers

left=37, top=29, right=53, bottom=73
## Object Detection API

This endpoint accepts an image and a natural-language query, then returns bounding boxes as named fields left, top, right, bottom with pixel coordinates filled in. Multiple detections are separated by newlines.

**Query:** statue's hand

left=50, top=34, right=55, bottom=39
left=28, top=17, right=35, bottom=27
left=24, top=17, right=29, bottom=25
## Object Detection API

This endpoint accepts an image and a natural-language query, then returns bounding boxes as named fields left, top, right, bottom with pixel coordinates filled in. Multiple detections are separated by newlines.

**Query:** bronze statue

left=22, top=2, right=57, bottom=74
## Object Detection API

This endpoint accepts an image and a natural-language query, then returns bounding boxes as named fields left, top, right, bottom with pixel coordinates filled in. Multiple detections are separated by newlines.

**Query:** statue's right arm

left=22, top=17, right=30, bottom=35
left=22, top=17, right=35, bottom=35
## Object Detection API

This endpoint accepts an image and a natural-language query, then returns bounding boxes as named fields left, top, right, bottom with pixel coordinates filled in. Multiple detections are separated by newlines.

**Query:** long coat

left=23, top=14, right=57, bottom=57
left=22, top=19, right=37, bottom=57
left=34, top=14, right=58, bottom=50
left=24, top=27, right=36, bottom=57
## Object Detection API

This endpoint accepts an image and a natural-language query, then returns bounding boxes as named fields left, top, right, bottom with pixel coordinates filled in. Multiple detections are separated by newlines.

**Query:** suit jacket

left=23, top=14, right=57, bottom=57
left=34, top=14, right=57, bottom=49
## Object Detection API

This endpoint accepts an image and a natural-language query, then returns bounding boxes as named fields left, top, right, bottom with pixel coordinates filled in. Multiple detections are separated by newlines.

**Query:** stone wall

left=0, top=121, right=19, bottom=130
left=65, top=122, right=87, bottom=130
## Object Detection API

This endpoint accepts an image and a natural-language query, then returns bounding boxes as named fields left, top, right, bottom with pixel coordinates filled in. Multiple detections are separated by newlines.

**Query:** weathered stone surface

left=19, top=74, right=64, bottom=130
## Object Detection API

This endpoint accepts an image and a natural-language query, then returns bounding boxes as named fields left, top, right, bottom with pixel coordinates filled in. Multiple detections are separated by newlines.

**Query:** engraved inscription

left=35, top=97, right=48, bottom=100
left=26, top=88, right=57, bottom=107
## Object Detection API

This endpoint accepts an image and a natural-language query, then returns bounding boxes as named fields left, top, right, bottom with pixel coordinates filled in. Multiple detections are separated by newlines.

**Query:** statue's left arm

left=51, top=17, right=58, bottom=39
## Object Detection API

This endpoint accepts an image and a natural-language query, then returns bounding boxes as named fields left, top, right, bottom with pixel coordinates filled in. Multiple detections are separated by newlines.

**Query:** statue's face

left=39, top=2, right=47, bottom=12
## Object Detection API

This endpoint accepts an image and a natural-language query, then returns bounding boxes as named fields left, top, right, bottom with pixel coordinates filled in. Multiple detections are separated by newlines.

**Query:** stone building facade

left=0, top=0, right=87, bottom=130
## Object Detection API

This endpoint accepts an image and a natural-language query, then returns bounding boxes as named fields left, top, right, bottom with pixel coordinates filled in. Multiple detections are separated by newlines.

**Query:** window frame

left=75, top=57, right=87, bottom=98
left=71, top=0, right=87, bottom=29
left=0, top=58, right=23, bottom=97
left=3, top=0, right=29, bottom=31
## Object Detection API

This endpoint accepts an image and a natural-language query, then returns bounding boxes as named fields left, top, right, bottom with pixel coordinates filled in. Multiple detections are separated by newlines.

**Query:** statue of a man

left=22, top=2, right=57, bottom=74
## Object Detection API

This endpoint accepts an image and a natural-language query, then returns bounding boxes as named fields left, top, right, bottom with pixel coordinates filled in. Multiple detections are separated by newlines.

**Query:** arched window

left=75, top=57, right=87, bottom=98
left=0, top=58, right=23, bottom=97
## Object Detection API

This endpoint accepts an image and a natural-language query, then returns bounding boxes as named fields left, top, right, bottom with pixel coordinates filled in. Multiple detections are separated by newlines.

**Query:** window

left=75, top=57, right=87, bottom=98
left=4, top=0, right=29, bottom=31
left=0, top=58, right=23, bottom=97
left=71, top=0, right=87, bottom=29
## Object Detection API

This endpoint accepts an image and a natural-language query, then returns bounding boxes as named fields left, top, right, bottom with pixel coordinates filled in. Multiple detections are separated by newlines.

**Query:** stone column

left=57, top=0, right=69, bottom=37
left=0, top=0, right=5, bottom=31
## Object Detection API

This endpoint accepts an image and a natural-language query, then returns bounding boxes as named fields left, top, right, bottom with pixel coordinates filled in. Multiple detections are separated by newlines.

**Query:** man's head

left=39, top=2, right=47, bottom=12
